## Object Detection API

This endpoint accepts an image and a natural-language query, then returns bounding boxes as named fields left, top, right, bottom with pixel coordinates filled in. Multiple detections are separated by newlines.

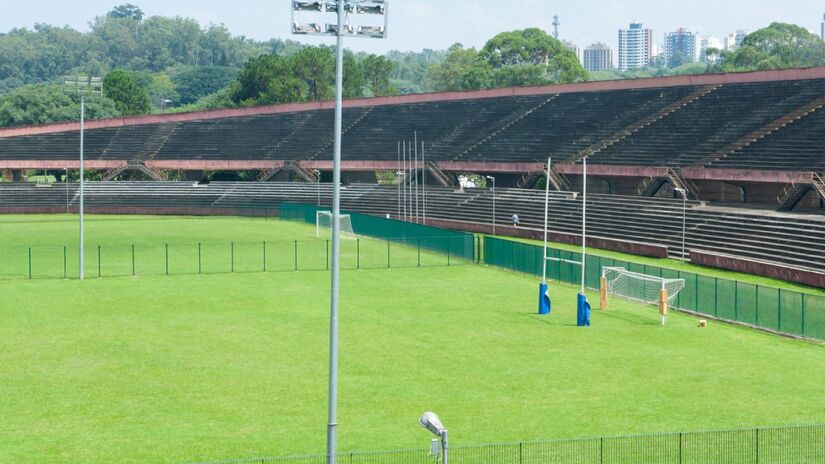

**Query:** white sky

left=2, top=1, right=824, bottom=54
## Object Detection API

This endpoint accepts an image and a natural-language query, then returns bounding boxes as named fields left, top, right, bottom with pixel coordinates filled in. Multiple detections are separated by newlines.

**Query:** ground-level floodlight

left=419, top=412, right=448, bottom=464
left=63, top=76, right=102, bottom=281
left=291, top=3, right=388, bottom=464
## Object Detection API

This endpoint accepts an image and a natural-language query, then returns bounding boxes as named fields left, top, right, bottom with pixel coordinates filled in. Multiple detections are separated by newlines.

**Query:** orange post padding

left=659, top=288, right=668, bottom=316
left=600, top=276, right=607, bottom=310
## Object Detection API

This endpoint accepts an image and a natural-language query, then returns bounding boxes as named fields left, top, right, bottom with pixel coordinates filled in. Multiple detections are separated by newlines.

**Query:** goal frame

left=316, top=211, right=354, bottom=238
left=600, top=266, right=686, bottom=325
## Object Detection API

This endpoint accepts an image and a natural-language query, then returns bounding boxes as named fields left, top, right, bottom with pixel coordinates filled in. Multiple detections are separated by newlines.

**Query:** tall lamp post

left=64, top=168, right=69, bottom=214
left=64, top=76, right=102, bottom=281
left=419, top=412, right=448, bottom=464
left=486, top=175, right=496, bottom=236
left=675, top=187, right=687, bottom=261
left=291, top=3, right=388, bottom=464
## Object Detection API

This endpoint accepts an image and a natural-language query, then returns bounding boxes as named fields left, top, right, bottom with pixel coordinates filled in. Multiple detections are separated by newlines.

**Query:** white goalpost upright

left=540, top=157, right=591, bottom=327
left=600, top=267, right=686, bottom=325
left=316, top=211, right=355, bottom=238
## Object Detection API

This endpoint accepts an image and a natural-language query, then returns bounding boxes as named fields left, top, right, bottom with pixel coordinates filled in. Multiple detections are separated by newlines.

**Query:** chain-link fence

left=483, top=236, right=825, bottom=341
left=193, top=423, right=825, bottom=464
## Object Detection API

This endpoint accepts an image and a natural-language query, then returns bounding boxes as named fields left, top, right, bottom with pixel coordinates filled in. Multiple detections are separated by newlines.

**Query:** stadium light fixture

left=291, top=3, right=388, bottom=464
left=675, top=188, right=687, bottom=262
left=291, top=1, right=389, bottom=39
left=63, top=76, right=102, bottom=281
left=485, top=176, right=496, bottom=236
left=419, top=412, right=448, bottom=464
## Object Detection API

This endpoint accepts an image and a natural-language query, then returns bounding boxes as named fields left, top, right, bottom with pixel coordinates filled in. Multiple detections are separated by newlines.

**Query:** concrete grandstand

left=1, top=67, right=824, bottom=286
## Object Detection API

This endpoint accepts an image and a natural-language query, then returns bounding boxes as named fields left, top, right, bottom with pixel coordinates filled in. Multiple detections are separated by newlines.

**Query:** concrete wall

left=691, top=250, right=825, bottom=289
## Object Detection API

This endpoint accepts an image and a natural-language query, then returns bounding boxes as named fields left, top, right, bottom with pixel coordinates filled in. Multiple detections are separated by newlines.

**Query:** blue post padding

left=577, top=293, right=591, bottom=327
left=538, top=283, right=551, bottom=315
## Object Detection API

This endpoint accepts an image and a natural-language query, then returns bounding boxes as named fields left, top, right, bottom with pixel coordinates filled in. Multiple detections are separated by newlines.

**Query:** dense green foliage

left=0, top=84, right=118, bottom=127
left=429, top=29, right=587, bottom=91
left=229, top=48, right=396, bottom=106
left=102, top=69, right=151, bottom=115
left=716, top=23, right=825, bottom=71
left=169, top=65, right=239, bottom=105
left=2, top=215, right=825, bottom=463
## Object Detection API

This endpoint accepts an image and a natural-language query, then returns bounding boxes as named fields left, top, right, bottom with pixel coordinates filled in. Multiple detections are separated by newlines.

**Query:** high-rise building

left=735, top=30, right=749, bottom=48
left=562, top=40, right=582, bottom=63
left=618, top=22, right=653, bottom=71
left=724, top=33, right=737, bottom=50
left=821, top=14, right=824, bottom=40
left=583, top=43, right=613, bottom=72
left=664, top=28, right=700, bottom=66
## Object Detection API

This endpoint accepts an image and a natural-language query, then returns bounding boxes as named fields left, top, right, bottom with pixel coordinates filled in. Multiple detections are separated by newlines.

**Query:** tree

left=103, top=69, right=151, bottom=115
left=427, top=44, right=494, bottom=91
left=108, top=4, right=144, bottom=21
left=717, top=23, right=825, bottom=72
left=170, top=66, right=238, bottom=104
left=361, top=55, right=396, bottom=96
left=668, top=50, right=691, bottom=68
left=0, top=84, right=119, bottom=127
left=480, top=29, right=587, bottom=85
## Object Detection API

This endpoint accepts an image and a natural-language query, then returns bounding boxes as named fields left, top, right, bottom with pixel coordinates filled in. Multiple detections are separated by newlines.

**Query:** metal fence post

left=756, top=427, right=759, bottom=464
left=755, top=285, right=760, bottom=327
left=519, top=442, right=523, bottom=464
left=715, top=278, right=719, bottom=317
left=735, top=281, right=739, bottom=321
left=777, top=288, right=782, bottom=332
left=678, top=432, right=682, bottom=464
left=801, top=293, right=806, bottom=337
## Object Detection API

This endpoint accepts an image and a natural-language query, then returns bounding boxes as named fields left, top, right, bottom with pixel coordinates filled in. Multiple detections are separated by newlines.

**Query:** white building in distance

left=619, top=22, right=653, bottom=71
left=583, top=43, right=613, bottom=72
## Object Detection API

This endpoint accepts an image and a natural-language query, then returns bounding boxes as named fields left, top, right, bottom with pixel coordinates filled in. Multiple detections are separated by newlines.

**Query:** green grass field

left=1, top=215, right=825, bottom=463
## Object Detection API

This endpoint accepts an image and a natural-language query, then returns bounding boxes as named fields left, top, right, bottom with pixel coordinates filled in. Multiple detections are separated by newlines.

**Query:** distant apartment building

left=583, top=43, right=613, bottom=72
left=724, top=33, right=737, bottom=50
left=664, top=28, right=700, bottom=66
left=562, top=40, right=582, bottom=63
left=618, top=22, right=653, bottom=71
left=821, top=14, right=824, bottom=40
left=735, top=30, right=749, bottom=47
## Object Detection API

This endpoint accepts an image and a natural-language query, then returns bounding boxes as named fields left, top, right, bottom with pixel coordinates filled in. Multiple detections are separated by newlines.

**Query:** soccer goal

left=600, top=267, right=686, bottom=325
left=316, top=211, right=355, bottom=238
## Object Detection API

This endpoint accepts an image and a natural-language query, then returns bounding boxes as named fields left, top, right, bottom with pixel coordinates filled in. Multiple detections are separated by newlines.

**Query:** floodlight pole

left=64, top=168, right=69, bottom=214
left=676, top=188, right=687, bottom=262
left=542, top=157, right=551, bottom=284
left=486, top=176, right=496, bottom=235
left=581, top=157, right=587, bottom=293
left=79, top=94, right=86, bottom=281
left=326, top=3, right=345, bottom=463
left=422, top=140, right=426, bottom=225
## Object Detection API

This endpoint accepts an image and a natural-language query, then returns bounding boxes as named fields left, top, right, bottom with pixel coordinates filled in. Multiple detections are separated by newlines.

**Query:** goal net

left=601, top=267, right=685, bottom=324
left=316, top=211, right=355, bottom=238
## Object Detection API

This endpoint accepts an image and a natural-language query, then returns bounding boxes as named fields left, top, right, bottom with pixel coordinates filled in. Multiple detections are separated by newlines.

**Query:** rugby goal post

left=316, top=211, right=355, bottom=238
left=600, top=267, right=686, bottom=325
